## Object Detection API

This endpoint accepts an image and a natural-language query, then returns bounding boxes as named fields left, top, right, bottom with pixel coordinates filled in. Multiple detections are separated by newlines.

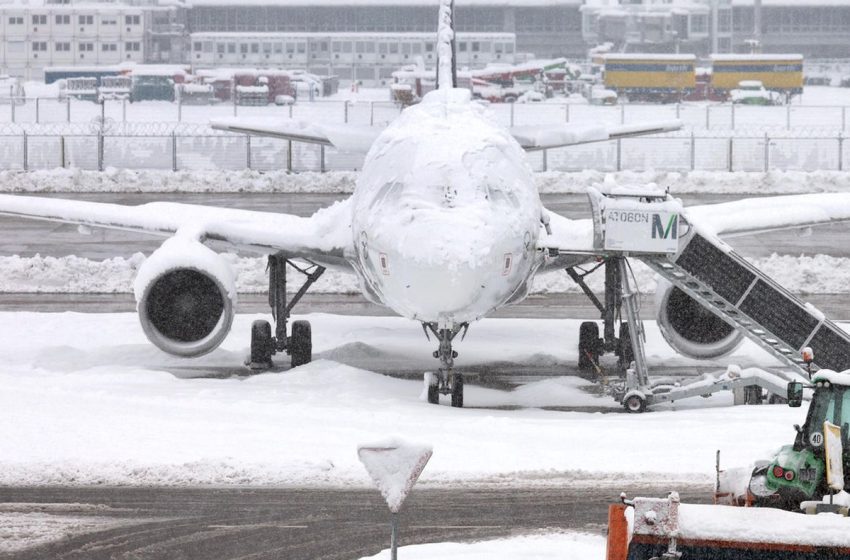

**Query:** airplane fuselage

left=351, top=88, right=543, bottom=327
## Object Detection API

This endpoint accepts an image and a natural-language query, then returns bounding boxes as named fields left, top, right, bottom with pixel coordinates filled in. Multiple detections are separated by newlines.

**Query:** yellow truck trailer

left=602, top=54, right=696, bottom=103
left=710, top=54, right=803, bottom=100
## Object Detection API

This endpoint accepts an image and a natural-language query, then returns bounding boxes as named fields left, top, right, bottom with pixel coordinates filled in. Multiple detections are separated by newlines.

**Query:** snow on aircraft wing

left=210, top=117, right=381, bottom=153
left=0, top=194, right=355, bottom=269
left=511, top=120, right=682, bottom=152
left=685, top=193, right=850, bottom=237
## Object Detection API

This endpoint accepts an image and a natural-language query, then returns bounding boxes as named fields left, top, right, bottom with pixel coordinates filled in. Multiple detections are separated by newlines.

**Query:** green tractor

left=748, top=370, right=850, bottom=510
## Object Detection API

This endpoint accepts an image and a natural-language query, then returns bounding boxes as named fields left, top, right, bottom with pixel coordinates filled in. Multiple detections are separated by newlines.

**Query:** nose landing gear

left=423, top=323, right=468, bottom=407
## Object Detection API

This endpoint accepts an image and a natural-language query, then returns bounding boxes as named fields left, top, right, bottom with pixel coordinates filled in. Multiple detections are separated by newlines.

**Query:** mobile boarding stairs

left=570, top=186, right=850, bottom=412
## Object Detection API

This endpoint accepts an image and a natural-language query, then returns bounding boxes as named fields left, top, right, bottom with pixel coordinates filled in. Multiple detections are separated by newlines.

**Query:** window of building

left=297, top=42, right=305, bottom=54
left=274, top=42, right=283, bottom=54
left=718, top=9, right=732, bottom=33
left=378, top=43, right=387, bottom=54
left=55, top=15, right=70, bottom=25
left=32, top=42, right=48, bottom=52
left=32, top=15, right=47, bottom=25
left=471, top=42, right=480, bottom=52
left=341, top=41, right=352, bottom=53
left=240, top=43, right=248, bottom=54
left=8, top=16, right=23, bottom=25
left=250, top=43, right=259, bottom=54
left=216, top=43, right=225, bottom=54
left=227, top=43, right=236, bottom=54
left=193, top=42, right=202, bottom=51
left=262, top=42, right=272, bottom=53
left=126, top=42, right=141, bottom=52
left=388, top=43, right=398, bottom=54
left=102, top=43, right=117, bottom=52
left=79, top=43, right=94, bottom=51
left=102, top=17, right=117, bottom=25
left=691, top=14, right=708, bottom=34
left=79, top=15, right=93, bottom=25
left=425, top=42, right=434, bottom=52
left=125, top=15, right=140, bottom=26
left=55, top=42, right=71, bottom=52
left=458, top=42, right=467, bottom=52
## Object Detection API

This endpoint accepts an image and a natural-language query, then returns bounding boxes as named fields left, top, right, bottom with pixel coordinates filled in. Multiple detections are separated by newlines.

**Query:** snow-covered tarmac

left=0, top=311, right=806, bottom=488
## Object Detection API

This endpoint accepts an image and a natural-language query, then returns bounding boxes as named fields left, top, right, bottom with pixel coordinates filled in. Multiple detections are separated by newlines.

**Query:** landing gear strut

left=423, top=323, right=468, bottom=407
left=247, top=253, right=325, bottom=370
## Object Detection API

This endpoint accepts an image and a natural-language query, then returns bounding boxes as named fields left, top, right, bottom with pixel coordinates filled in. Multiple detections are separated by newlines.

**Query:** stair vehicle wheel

left=578, top=321, right=601, bottom=371
left=624, top=394, right=646, bottom=413
left=744, top=385, right=762, bottom=405
left=290, top=320, right=312, bottom=368
left=451, top=374, right=464, bottom=408
left=617, top=322, right=634, bottom=370
left=249, top=320, right=273, bottom=369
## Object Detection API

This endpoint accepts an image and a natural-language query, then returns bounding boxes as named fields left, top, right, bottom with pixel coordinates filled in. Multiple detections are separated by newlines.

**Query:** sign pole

left=390, top=512, right=399, bottom=560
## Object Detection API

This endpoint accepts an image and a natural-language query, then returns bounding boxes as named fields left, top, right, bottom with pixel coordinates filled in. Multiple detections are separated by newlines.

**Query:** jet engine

left=656, top=279, right=743, bottom=360
left=134, top=237, right=237, bottom=357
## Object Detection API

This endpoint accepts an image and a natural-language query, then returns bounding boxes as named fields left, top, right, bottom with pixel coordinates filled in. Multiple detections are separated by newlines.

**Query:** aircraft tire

left=249, top=320, right=273, bottom=369
left=290, top=320, right=312, bottom=368
left=617, top=322, right=634, bottom=370
left=578, top=321, right=600, bottom=371
left=451, top=374, right=464, bottom=408
left=427, top=383, right=439, bottom=405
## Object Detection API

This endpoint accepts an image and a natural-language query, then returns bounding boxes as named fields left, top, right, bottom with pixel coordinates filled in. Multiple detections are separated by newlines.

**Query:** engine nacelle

left=134, top=237, right=237, bottom=357
left=656, top=279, right=743, bottom=360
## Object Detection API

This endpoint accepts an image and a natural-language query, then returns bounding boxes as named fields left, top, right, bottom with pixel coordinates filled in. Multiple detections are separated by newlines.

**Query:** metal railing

left=1, top=130, right=846, bottom=173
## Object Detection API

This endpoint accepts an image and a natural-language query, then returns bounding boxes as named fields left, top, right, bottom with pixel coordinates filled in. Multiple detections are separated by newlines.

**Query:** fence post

left=246, top=134, right=252, bottom=169
left=764, top=132, right=770, bottom=172
left=320, top=144, right=326, bottom=173
left=370, top=101, right=374, bottom=126
left=510, top=102, right=515, bottom=127
left=616, top=138, right=622, bottom=171
left=172, top=132, right=178, bottom=172
left=60, top=135, right=66, bottom=168
left=233, top=94, right=237, bottom=117
left=287, top=140, right=293, bottom=172
left=177, top=95, right=182, bottom=122
left=676, top=103, right=680, bottom=120
left=705, top=105, right=709, bottom=129
left=289, top=103, right=294, bottom=119
left=690, top=131, right=696, bottom=171
left=542, top=148, right=548, bottom=172
left=565, top=102, right=570, bottom=122
left=620, top=103, right=625, bottom=124
left=122, top=98, right=126, bottom=123
left=10, top=93, right=15, bottom=123
left=839, top=133, right=844, bottom=172
left=843, top=107, right=847, bottom=132
left=344, top=100, right=349, bottom=123
left=786, top=105, right=791, bottom=130
left=35, top=98, right=40, bottom=124
left=66, top=97, right=71, bottom=122
left=727, top=137, right=733, bottom=172
left=97, top=131, right=104, bottom=172
left=731, top=102, right=736, bottom=129
left=22, top=132, right=27, bottom=171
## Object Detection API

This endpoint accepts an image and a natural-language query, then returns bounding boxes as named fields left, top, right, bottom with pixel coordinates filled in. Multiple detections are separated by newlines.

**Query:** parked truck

left=710, top=54, right=803, bottom=103
left=602, top=53, right=696, bottom=103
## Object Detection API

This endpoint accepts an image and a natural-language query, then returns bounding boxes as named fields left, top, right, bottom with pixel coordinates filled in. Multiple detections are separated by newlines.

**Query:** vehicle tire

left=427, top=383, right=439, bottom=405
left=578, top=321, right=600, bottom=371
left=617, top=322, right=634, bottom=370
left=451, top=374, right=464, bottom=408
left=249, top=320, right=274, bottom=369
left=290, top=320, right=312, bottom=368
left=503, top=95, right=517, bottom=103
left=624, top=394, right=646, bottom=413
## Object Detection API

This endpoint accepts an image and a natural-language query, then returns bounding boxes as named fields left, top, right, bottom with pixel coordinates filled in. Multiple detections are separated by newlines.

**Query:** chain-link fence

left=0, top=126, right=846, bottom=173
left=3, top=96, right=850, bottom=132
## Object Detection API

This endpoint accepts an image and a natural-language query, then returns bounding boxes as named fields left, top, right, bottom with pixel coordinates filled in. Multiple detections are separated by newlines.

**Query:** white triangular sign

left=357, top=438, right=433, bottom=513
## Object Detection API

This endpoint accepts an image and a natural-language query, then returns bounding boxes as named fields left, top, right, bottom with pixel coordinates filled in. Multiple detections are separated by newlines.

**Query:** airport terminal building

left=0, top=0, right=848, bottom=80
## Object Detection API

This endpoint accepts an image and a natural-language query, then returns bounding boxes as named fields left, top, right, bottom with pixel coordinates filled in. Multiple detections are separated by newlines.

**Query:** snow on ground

left=1, top=252, right=847, bottom=295
left=0, top=311, right=809, bottom=487
left=360, top=532, right=604, bottom=560
left=5, top=168, right=850, bottom=194
left=0, top=503, right=135, bottom=553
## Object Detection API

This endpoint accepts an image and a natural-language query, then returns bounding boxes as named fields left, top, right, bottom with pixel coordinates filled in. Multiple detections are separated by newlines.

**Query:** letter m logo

left=652, top=214, right=678, bottom=240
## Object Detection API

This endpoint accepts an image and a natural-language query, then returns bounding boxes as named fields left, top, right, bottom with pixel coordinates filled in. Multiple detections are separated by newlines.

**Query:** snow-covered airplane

left=1, top=0, right=849, bottom=408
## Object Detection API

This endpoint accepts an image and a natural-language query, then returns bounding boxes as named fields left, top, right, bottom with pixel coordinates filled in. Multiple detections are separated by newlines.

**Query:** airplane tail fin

left=435, top=0, right=457, bottom=89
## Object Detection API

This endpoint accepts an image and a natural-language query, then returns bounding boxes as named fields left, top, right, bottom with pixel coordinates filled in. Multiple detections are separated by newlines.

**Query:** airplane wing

left=211, top=117, right=381, bottom=153
left=0, top=194, right=355, bottom=270
left=538, top=192, right=850, bottom=271
left=511, top=120, right=682, bottom=152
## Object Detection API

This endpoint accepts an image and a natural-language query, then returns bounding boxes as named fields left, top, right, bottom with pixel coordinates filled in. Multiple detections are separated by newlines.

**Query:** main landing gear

left=248, top=253, right=325, bottom=371
left=423, top=323, right=468, bottom=408
left=568, top=257, right=638, bottom=377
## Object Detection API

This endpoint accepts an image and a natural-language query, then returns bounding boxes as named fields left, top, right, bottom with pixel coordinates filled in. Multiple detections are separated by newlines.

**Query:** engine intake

left=134, top=237, right=236, bottom=357
left=656, top=280, right=743, bottom=360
